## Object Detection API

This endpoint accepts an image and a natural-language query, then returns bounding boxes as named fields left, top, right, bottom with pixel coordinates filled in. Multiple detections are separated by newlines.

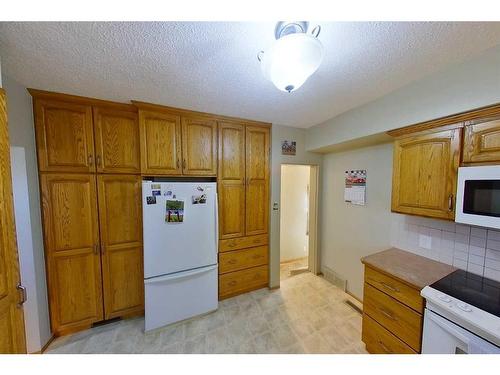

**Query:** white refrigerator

left=142, top=181, right=218, bottom=332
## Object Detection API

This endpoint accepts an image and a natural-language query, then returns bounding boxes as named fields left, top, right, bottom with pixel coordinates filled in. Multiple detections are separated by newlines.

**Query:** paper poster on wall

left=281, top=140, right=296, bottom=155
left=165, top=200, right=184, bottom=223
left=344, top=170, right=366, bottom=206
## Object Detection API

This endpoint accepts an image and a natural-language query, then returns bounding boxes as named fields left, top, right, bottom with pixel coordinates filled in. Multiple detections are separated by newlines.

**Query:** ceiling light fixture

left=258, top=21, right=323, bottom=93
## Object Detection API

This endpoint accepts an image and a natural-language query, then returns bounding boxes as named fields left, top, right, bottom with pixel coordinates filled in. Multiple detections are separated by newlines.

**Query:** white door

left=143, top=182, right=218, bottom=278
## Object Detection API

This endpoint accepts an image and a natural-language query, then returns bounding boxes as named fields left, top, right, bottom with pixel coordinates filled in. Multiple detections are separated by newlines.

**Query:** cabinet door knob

left=88, top=154, right=93, bottom=166
left=182, top=159, right=186, bottom=170
left=96, top=155, right=101, bottom=166
left=177, top=159, right=180, bottom=169
left=448, top=194, right=453, bottom=211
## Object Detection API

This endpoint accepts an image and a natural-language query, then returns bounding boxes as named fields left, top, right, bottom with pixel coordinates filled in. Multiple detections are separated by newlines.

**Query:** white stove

left=421, top=270, right=500, bottom=354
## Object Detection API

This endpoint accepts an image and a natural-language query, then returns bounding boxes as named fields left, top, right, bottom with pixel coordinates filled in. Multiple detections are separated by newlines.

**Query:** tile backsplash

left=390, top=214, right=500, bottom=282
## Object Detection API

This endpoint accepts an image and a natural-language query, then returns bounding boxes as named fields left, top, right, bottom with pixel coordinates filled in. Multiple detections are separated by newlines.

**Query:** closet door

left=181, top=116, right=217, bottom=175
left=139, top=110, right=182, bottom=175
left=245, top=126, right=270, bottom=236
left=218, top=122, right=246, bottom=239
left=93, top=107, right=141, bottom=174
left=34, top=99, right=95, bottom=173
left=41, top=174, right=103, bottom=335
left=97, top=175, right=143, bottom=319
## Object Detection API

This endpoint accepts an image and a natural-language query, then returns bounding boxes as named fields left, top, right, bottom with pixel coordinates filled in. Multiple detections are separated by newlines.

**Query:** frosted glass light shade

left=260, top=33, right=323, bottom=93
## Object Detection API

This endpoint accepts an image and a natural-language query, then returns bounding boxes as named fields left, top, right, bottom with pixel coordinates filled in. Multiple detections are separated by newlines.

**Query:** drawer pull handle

left=253, top=239, right=261, bottom=244
left=228, top=242, right=237, bottom=247
left=378, top=340, right=393, bottom=353
left=379, top=281, right=400, bottom=293
left=228, top=281, right=237, bottom=286
left=252, top=255, right=263, bottom=259
left=228, top=259, right=237, bottom=264
left=378, top=307, right=396, bottom=321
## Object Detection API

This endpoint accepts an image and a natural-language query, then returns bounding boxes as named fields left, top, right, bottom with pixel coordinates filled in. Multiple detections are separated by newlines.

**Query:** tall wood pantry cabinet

left=218, top=121, right=270, bottom=299
left=30, top=90, right=143, bottom=336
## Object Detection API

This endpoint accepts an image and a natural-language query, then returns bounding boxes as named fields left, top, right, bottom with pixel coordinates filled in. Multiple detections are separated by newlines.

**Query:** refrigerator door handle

left=214, top=192, right=219, bottom=255
left=145, top=265, right=218, bottom=285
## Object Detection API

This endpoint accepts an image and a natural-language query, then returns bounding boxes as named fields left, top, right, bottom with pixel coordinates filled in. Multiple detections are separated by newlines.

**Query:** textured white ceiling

left=1, top=22, right=499, bottom=128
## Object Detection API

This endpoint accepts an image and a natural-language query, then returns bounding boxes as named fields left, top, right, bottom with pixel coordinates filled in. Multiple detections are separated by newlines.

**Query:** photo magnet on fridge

left=192, top=194, right=207, bottom=205
left=152, top=190, right=161, bottom=196
left=165, top=200, right=184, bottom=223
left=146, top=196, right=156, bottom=205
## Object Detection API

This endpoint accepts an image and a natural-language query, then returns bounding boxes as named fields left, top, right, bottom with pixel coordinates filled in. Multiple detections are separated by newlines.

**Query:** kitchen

left=0, top=9, right=499, bottom=373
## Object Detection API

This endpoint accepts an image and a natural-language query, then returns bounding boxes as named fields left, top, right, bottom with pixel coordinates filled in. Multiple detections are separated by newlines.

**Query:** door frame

left=279, top=163, right=320, bottom=276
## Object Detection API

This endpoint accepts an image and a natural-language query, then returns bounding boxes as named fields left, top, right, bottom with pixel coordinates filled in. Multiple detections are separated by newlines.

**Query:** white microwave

left=455, top=166, right=500, bottom=229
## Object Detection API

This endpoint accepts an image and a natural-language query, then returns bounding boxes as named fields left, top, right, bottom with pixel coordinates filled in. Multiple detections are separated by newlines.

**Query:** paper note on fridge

left=165, top=200, right=184, bottom=223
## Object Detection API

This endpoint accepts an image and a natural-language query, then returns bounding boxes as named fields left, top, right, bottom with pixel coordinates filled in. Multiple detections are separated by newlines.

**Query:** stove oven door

left=422, top=309, right=500, bottom=354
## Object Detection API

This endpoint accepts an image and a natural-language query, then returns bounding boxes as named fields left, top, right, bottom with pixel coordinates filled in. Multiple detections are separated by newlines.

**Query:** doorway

left=279, top=164, right=319, bottom=281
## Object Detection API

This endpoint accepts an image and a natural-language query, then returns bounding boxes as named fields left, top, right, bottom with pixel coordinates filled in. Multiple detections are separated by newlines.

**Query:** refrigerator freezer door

left=144, top=264, right=218, bottom=331
left=143, top=182, right=218, bottom=278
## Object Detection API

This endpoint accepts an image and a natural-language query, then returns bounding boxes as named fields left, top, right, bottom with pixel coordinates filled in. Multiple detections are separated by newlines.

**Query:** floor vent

left=321, top=266, right=347, bottom=291
left=344, top=300, right=363, bottom=315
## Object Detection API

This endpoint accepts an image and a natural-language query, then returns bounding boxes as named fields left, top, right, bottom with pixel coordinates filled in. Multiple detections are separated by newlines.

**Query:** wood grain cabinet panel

left=97, top=175, right=144, bottom=319
left=139, top=110, right=182, bottom=175
left=219, top=265, right=268, bottom=299
left=41, top=173, right=103, bottom=335
left=181, top=116, right=217, bottom=175
left=219, top=234, right=268, bottom=252
left=391, top=127, right=461, bottom=220
left=34, top=99, right=95, bottom=173
left=219, top=246, right=268, bottom=274
left=93, top=107, right=140, bottom=173
left=362, top=314, right=416, bottom=354
left=463, top=116, right=500, bottom=164
left=0, top=89, right=26, bottom=353
left=218, top=122, right=245, bottom=239
left=245, top=126, right=269, bottom=236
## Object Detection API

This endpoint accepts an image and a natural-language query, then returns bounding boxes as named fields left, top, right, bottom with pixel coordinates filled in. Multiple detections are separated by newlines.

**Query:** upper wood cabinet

left=462, top=116, right=500, bottom=164
left=40, top=173, right=103, bottom=335
left=138, top=109, right=182, bottom=175
left=245, top=126, right=270, bottom=235
left=181, top=116, right=217, bottom=175
left=97, top=175, right=144, bottom=319
left=218, top=122, right=246, bottom=239
left=34, top=99, right=95, bottom=173
left=93, top=107, right=140, bottom=173
left=391, top=127, right=461, bottom=220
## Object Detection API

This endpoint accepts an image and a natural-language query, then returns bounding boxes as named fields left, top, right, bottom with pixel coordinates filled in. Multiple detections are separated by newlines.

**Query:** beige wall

left=270, top=125, right=322, bottom=287
left=320, top=142, right=394, bottom=299
left=280, top=164, right=310, bottom=262
left=3, top=75, right=51, bottom=349
left=307, top=45, right=500, bottom=152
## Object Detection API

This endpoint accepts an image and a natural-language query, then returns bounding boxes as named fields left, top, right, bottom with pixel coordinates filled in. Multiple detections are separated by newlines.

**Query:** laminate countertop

left=361, top=248, right=456, bottom=290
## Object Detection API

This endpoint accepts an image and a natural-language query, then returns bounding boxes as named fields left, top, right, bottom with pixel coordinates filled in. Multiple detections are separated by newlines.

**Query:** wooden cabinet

left=362, top=266, right=422, bottom=353
left=391, top=127, right=461, bottom=220
left=181, top=116, right=217, bottom=175
left=97, top=175, right=144, bottom=319
left=217, top=123, right=270, bottom=299
left=463, top=116, right=500, bottom=164
left=93, top=107, right=140, bottom=173
left=34, top=99, right=95, bottom=173
left=245, top=126, right=270, bottom=236
left=41, top=174, right=103, bottom=335
left=218, top=122, right=246, bottom=239
left=139, top=110, right=182, bottom=175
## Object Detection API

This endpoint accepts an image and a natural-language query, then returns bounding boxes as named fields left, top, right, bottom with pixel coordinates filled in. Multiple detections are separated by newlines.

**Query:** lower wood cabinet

left=219, top=264, right=269, bottom=299
left=41, top=173, right=143, bottom=336
left=361, top=266, right=424, bottom=353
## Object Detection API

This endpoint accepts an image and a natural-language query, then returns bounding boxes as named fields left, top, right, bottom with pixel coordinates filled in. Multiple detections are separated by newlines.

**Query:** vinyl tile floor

left=280, top=257, right=309, bottom=281
left=46, top=272, right=367, bottom=354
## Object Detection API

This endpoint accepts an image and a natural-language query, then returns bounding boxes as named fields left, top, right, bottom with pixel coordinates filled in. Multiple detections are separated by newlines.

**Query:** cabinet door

left=181, top=116, right=217, bottom=175
left=34, top=99, right=95, bottom=173
left=391, top=128, right=461, bottom=220
left=93, top=107, right=140, bottom=173
left=139, top=110, right=182, bottom=175
left=245, top=126, right=270, bottom=236
left=463, top=117, right=500, bottom=163
left=218, top=122, right=246, bottom=239
left=41, top=174, right=103, bottom=335
left=97, top=175, right=143, bottom=319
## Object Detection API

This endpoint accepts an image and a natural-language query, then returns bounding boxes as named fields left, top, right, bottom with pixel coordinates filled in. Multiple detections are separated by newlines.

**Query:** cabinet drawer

left=219, top=246, right=268, bottom=274
left=365, top=266, right=423, bottom=313
left=219, top=265, right=268, bottom=299
left=362, top=314, right=416, bottom=354
left=219, top=234, right=268, bottom=252
left=363, top=283, right=422, bottom=352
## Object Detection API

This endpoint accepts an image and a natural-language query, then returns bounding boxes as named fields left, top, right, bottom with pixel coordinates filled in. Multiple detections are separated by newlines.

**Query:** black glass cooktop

left=431, top=270, right=500, bottom=318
